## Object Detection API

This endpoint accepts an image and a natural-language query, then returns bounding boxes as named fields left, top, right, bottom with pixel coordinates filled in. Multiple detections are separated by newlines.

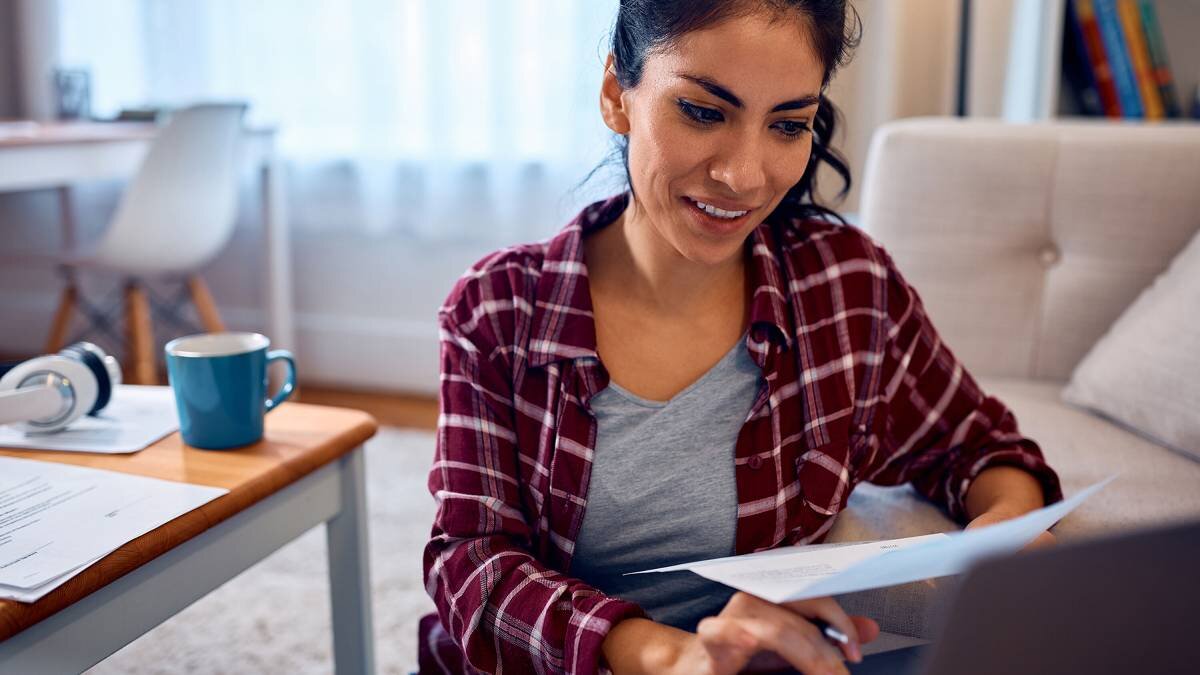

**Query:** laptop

left=847, top=518, right=1200, bottom=675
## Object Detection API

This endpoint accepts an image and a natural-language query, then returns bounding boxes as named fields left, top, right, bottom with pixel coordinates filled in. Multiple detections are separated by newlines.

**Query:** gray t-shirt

left=569, top=331, right=761, bottom=632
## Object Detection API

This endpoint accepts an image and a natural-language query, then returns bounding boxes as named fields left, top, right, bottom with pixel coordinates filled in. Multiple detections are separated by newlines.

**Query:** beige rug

left=86, top=427, right=439, bottom=675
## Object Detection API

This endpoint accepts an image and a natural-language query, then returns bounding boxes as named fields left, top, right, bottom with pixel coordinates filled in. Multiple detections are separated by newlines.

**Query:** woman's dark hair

left=590, top=0, right=861, bottom=225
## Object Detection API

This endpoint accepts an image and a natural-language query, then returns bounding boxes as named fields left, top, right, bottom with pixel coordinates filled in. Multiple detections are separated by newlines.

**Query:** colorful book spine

left=1137, top=0, right=1182, bottom=117
left=1074, top=0, right=1122, bottom=117
left=1116, top=0, right=1164, bottom=118
left=1062, top=0, right=1104, bottom=115
left=1093, top=0, right=1144, bottom=117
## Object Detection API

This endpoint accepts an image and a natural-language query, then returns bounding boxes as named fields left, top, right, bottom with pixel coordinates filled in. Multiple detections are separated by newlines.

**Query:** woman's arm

left=425, top=310, right=645, bottom=675
left=963, top=465, right=1058, bottom=548
left=601, top=618, right=689, bottom=674
left=964, top=464, right=1047, bottom=519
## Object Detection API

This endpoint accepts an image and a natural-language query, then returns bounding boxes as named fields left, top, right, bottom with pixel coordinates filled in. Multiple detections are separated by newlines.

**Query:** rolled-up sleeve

left=422, top=311, right=646, bottom=675
left=860, top=247, right=1063, bottom=524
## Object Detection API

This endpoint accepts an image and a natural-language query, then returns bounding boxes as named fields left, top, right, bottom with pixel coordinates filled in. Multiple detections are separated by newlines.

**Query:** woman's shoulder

left=437, top=237, right=552, bottom=355
left=439, top=240, right=546, bottom=317
left=770, top=212, right=896, bottom=273
left=771, top=213, right=921, bottom=324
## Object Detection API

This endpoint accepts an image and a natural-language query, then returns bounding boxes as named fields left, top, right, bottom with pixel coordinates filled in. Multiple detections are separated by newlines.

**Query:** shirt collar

left=528, top=192, right=794, bottom=368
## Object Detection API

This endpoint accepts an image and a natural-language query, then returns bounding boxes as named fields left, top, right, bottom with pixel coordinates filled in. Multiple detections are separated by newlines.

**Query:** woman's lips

left=681, top=196, right=752, bottom=234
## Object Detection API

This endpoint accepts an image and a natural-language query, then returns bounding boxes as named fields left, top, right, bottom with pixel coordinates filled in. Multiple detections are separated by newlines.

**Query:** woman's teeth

left=689, top=198, right=748, bottom=219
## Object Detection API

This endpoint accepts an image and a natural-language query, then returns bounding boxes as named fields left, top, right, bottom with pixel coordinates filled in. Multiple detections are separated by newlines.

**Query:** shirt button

left=748, top=455, right=763, bottom=470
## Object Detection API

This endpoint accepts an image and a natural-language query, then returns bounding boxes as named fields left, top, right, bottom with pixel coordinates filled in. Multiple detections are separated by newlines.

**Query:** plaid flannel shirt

left=419, top=192, right=1063, bottom=674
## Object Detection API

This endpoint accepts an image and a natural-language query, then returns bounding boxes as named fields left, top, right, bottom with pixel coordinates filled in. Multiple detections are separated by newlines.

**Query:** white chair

left=40, top=103, right=247, bottom=384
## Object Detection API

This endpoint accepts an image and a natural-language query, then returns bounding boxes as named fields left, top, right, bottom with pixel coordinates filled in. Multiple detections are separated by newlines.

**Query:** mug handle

left=264, top=349, right=296, bottom=413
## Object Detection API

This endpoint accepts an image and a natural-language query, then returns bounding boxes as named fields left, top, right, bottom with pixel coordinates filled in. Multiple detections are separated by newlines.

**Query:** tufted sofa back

left=858, top=117, right=1200, bottom=381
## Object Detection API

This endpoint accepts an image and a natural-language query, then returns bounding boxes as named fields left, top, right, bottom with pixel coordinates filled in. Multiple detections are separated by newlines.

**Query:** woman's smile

left=680, top=195, right=755, bottom=236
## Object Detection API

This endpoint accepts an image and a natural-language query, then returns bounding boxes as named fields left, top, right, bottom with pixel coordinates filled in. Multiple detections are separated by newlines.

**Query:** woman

left=420, top=1, right=1063, bottom=674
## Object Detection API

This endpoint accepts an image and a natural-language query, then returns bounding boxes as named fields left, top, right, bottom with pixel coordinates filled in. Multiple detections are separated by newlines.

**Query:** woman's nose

left=708, top=135, right=768, bottom=197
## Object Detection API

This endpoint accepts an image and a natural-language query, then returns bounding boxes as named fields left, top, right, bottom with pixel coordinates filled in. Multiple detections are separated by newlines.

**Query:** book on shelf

left=1063, top=0, right=1107, bottom=116
left=1063, top=0, right=1185, bottom=119
left=1068, top=0, right=1122, bottom=116
left=1116, top=0, right=1164, bottom=118
left=1092, top=0, right=1144, bottom=117
left=1136, top=0, right=1182, bottom=117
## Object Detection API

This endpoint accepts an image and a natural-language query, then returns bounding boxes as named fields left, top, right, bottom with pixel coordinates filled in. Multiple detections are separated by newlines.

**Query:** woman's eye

left=677, top=100, right=723, bottom=125
left=774, top=120, right=811, bottom=139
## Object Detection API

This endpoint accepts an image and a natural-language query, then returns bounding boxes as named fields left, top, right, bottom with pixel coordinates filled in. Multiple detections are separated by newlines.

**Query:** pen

left=810, top=617, right=849, bottom=646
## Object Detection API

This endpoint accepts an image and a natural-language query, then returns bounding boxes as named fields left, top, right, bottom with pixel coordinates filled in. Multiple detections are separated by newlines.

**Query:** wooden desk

left=0, top=120, right=296, bottom=357
left=0, top=402, right=378, bottom=674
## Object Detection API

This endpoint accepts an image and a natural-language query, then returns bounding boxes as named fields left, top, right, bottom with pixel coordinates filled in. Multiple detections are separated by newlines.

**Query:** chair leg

left=45, top=284, right=78, bottom=353
left=187, top=275, right=226, bottom=333
left=124, top=280, right=157, bottom=385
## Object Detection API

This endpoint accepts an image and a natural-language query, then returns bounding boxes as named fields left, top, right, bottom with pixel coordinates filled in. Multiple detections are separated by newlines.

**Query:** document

left=0, top=456, right=228, bottom=602
left=627, top=475, right=1114, bottom=604
left=0, top=385, right=179, bottom=454
left=0, top=555, right=103, bottom=603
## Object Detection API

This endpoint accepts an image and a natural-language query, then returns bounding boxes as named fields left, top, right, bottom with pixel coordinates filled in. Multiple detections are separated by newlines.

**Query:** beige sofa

left=824, top=118, right=1200, bottom=648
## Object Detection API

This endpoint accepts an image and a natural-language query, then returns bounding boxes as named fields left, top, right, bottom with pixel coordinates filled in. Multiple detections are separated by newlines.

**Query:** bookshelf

left=1003, top=0, right=1199, bottom=121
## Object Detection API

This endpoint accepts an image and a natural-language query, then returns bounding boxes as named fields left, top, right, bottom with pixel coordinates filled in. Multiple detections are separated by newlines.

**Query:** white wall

left=819, top=0, right=963, bottom=212
left=968, top=0, right=1019, bottom=117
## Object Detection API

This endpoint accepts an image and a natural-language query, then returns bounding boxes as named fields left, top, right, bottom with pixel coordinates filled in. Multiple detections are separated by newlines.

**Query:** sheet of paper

left=0, top=456, right=227, bottom=597
left=0, top=555, right=104, bottom=602
left=627, top=475, right=1115, bottom=604
left=0, top=385, right=179, bottom=454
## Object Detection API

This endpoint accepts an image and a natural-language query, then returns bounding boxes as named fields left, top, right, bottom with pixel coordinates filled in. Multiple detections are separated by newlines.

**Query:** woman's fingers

left=697, top=593, right=880, bottom=673
left=736, top=610, right=851, bottom=675
left=781, top=595, right=864, bottom=662
left=1026, top=530, right=1057, bottom=551
left=851, top=615, right=880, bottom=644
left=695, top=615, right=758, bottom=672
left=720, top=594, right=851, bottom=674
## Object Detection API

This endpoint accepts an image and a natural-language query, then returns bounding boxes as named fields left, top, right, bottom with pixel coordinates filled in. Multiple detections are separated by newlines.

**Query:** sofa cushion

left=1061, top=228, right=1200, bottom=462
left=828, top=375, right=1200, bottom=639
left=860, top=119, right=1200, bottom=381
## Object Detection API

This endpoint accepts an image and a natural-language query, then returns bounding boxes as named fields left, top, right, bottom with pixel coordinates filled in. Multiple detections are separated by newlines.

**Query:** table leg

left=261, top=144, right=297, bottom=394
left=326, top=445, right=376, bottom=674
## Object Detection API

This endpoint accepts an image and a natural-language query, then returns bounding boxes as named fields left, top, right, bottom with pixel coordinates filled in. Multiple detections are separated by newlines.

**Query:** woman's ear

left=599, top=53, right=631, bottom=135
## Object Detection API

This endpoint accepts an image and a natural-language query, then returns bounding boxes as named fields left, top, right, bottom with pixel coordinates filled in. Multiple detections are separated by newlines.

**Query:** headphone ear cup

left=60, top=342, right=117, bottom=414
left=0, top=355, right=97, bottom=432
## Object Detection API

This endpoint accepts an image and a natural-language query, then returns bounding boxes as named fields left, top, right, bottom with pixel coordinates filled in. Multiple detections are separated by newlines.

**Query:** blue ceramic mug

left=164, top=332, right=296, bottom=450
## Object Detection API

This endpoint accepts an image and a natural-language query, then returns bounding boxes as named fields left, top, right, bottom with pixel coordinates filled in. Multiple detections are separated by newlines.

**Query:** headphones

left=0, top=342, right=123, bottom=434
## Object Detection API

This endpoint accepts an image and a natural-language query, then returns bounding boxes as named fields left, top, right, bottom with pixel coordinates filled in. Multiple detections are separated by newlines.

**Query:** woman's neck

left=587, top=197, right=747, bottom=321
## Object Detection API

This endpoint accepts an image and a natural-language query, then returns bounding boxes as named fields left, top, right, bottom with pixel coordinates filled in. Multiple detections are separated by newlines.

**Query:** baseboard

left=0, top=293, right=441, bottom=396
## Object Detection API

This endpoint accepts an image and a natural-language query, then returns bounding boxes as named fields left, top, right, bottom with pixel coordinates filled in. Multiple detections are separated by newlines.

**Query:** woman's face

left=601, top=10, right=825, bottom=266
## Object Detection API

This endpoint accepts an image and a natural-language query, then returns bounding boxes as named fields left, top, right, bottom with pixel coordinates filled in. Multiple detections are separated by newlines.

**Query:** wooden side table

left=0, top=402, right=379, bottom=674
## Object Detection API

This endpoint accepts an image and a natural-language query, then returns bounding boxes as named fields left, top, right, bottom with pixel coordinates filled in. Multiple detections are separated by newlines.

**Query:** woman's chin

left=675, top=229, right=752, bottom=267
left=679, top=213, right=759, bottom=256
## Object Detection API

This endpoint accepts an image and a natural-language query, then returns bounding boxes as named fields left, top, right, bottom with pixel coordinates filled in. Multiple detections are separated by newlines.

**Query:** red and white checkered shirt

left=419, top=192, right=1062, bottom=674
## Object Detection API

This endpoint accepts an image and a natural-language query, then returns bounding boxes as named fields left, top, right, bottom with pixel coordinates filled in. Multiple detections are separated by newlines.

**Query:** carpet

left=86, top=427, right=440, bottom=675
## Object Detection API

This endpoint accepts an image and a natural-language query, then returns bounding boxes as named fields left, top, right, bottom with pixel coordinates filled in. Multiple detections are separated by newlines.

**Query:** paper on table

left=0, top=385, right=178, bottom=454
left=0, top=555, right=105, bottom=603
left=627, top=475, right=1115, bottom=604
left=0, top=456, right=227, bottom=596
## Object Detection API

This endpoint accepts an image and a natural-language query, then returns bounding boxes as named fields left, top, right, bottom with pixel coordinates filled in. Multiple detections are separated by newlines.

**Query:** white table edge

left=0, top=445, right=376, bottom=674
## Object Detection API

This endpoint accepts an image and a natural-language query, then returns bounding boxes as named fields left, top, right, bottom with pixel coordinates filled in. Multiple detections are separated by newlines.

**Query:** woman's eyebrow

left=676, top=73, right=820, bottom=112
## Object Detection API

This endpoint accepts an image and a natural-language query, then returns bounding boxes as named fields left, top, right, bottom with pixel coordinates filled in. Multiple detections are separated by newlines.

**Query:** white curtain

left=54, top=0, right=624, bottom=243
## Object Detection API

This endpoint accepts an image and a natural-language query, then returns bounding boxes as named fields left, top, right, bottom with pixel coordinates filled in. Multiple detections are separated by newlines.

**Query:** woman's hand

left=965, top=508, right=1057, bottom=551
left=671, top=592, right=879, bottom=675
